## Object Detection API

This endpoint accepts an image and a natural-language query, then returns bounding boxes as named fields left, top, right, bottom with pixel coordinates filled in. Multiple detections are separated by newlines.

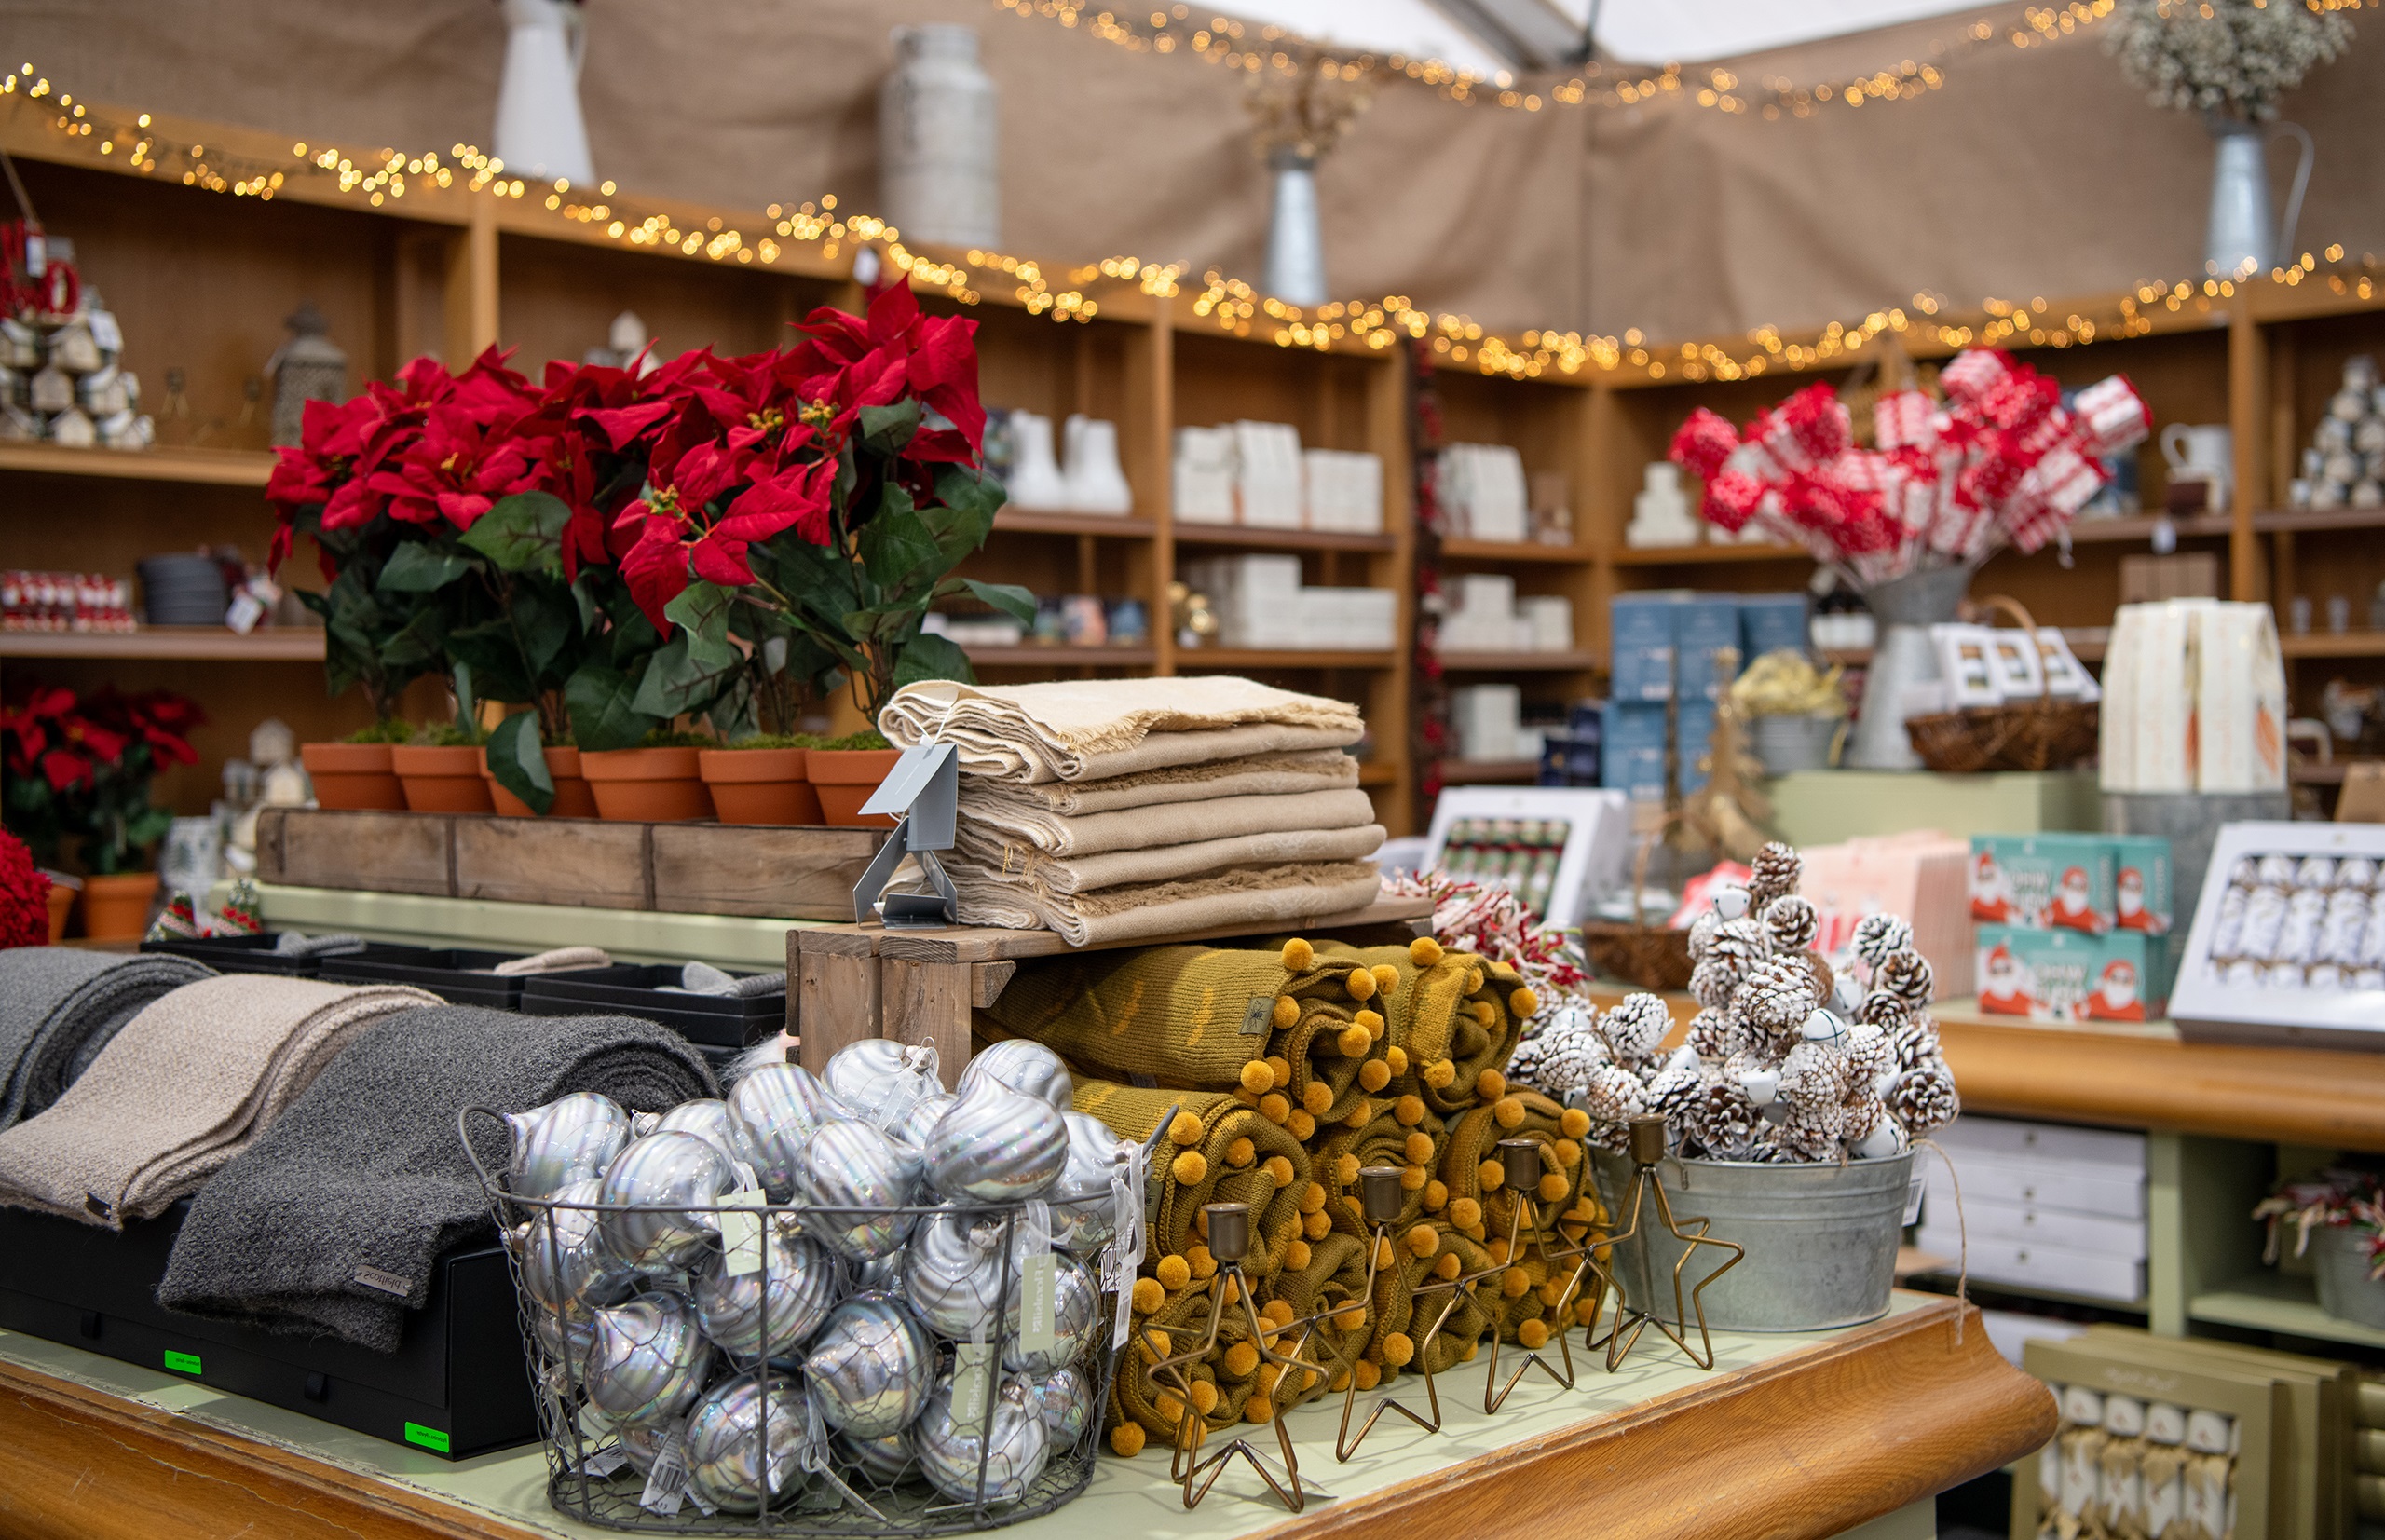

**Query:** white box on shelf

left=1452, top=684, right=1521, bottom=763
left=1519, top=595, right=1574, bottom=652
left=1173, top=426, right=1237, bottom=525
left=1303, top=449, right=1384, bottom=534
left=1233, top=420, right=1305, bottom=529
left=1912, top=1228, right=2146, bottom=1302
left=1924, top=1151, right=2146, bottom=1220
left=1422, top=785, right=1631, bottom=928
left=1916, top=1191, right=2149, bottom=1261
left=2171, top=819, right=2385, bottom=1050
left=1440, top=443, right=1530, bottom=542
left=1928, top=1115, right=2147, bottom=1171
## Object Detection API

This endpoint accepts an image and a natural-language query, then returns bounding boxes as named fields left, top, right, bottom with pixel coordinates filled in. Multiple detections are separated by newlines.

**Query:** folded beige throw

left=953, top=821, right=1384, bottom=895
left=958, top=748, right=1357, bottom=819
left=0, top=975, right=438, bottom=1228
left=960, top=786, right=1376, bottom=860
left=953, top=861, right=1384, bottom=947
left=881, top=677, right=1362, bottom=783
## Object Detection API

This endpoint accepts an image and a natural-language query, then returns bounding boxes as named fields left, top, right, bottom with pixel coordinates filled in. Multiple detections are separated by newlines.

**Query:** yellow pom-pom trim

left=1423, top=1059, right=1456, bottom=1090
left=1184, top=1381, right=1217, bottom=1417
left=1343, top=1100, right=1372, bottom=1129
left=1284, top=1237, right=1312, bottom=1271
left=1301, top=1083, right=1334, bottom=1117
left=1372, top=964, right=1400, bottom=997
left=1560, top=1107, right=1591, bottom=1138
left=1256, top=1361, right=1283, bottom=1397
left=1138, top=1328, right=1173, bottom=1363
left=1299, top=1180, right=1328, bottom=1215
left=1468, top=1002, right=1496, bottom=1029
left=1424, top=1179, right=1450, bottom=1210
left=1344, top=1358, right=1374, bottom=1391
left=1244, top=1396, right=1274, bottom=1424
left=1225, top=1137, right=1256, bottom=1168
left=1450, top=1196, right=1483, bottom=1230
left=1410, top=935, right=1445, bottom=966
left=1238, top=1060, right=1274, bottom=1095
left=1492, top=1095, right=1526, bottom=1130
left=1233, top=1087, right=1261, bottom=1109
left=1394, top=1093, right=1425, bottom=1126
left=1154, top=1254, right=1191, bottom=1291
left=1334, top=1302, right=1367, bottom=1332
left=1222, top=1341, right=1260, bottom=1378
left=1372, top=1233, right=1396, bottom=1270
left=1187, top=1244, right=1218, bottom=1280
left=1269, top=996, right=1300, bottom=1032
left=1264, top=1056, right=1293, bottom=1089
left=1153, top=1389, right=1183, bottom=1424
left=1519, top=1318, right=1550, bottom=1350
left=1538, top=1171, right=1570, bottom=1203
left=1509, top=986, right=1540, bottom=1018
left=1403, top=1222, right=1439, bottom=1259
left=1575, top=1296, right=1602, bottom=1327
left=1258, top=1092, right=1290, bottom=1124
left=1171, top=1150, right=1207, bottom=1185
left=1538, top=1280, right=1566, bottom=1308
left=1336, top=1023, right=1371, bottom=1056
left=1110, top=1423, right=1147, bottom=1457
left=1281, top=937, right=1315, bottom=971
left=1357, top=1058, right=1392, bottom=1093
left=1168, top=1112, right=1204, bottom=1146
left=1478, top=1069, right=1507, bottom=1100
left=1465, top=969, right=1484, bottom=994
left=1554, top=1138, right=1582, bottom=1167
left=1403, top=1130, right=1436, bottom=1165
left=1380, top=1329, right=1418, bottom=1367
left=1502, top=1267, right=1532, bottom=1300
left=1287, top=1110, right=1316, bottom=1141
left=1355, top=1007, right=1384, bottom=1034
left=1486, top=1237, right=1512, bottom=1265
left=1332, top=1152, right=1361, bottom=1186
left=1303, top=1209, right=1333, bottom=1240
left=1401, top=1164, right=1427, bottom=1191
left=1346, top=968, right=1377, bottom=1002
left=1459, top=1340, right=1481, bottom=1363
left=1479, top=1158, right=1506, bottom=1191
left=1262, top=1153, right=1295, bottom=1187
left=1385, top=1044, right=1411, bottom=1075
left=1435, top=1250, right=1463, bottom=1279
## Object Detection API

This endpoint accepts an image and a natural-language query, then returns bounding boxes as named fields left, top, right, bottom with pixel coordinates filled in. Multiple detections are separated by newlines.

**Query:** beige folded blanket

left=953, top=862, right=1384, bottom=947
left=952, top=822, right=1384, bottom=895
left=0, top=975, right=437, bottom=1228
left=880, top=677, right=1363, bottom=783
left=959, top=748, right=1358, bottom=818
left=960, top=786, right=1376, bottom=859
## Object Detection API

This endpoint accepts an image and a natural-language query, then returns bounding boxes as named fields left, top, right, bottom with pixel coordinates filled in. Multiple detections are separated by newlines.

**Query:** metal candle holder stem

left=1480, top=1137, right=1593, bottom=1412
left=1136, top=1202, right=1326, bottom=1513
left=1308, top=1165, right=1478, bottom=1460
left=1585, top=1114, right=1746, bottom=1372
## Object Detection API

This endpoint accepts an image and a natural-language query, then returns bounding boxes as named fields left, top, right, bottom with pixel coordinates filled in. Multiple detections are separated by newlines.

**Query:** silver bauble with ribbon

left=504, top=1092, right=629, bottom=1201
left=1047, top=1111, right=1127, bottom=1255
left=913, top=1372, right=1051, bottom=1507
left=596, top=1131, right=735, bottom=1273
left=1002, top=1252, right=1097, bottom=1374
left=1029, top=1364, right=1094, bottom=1446
left=640, top=1098, right=741, bottom=1164
left=825, top=1038, right=941, bottom=1131
left=902, top=1207, right=1009, bottom=1339
left=692, top=1229, right=838, bottom=1362
left=515, top=1177, right=637, bottom=1317
left=958, top=1039, right=1073, bottom=1113
left=684, top=1370, right=816, bottom=1514
left=803, top=1291, right=933, bottom=1437
left=833, top=1425, right=916, bottom=1484
left=852, top=1253, right=906, bottom=1294
left=925, top=1076, right=1067, bottom=1204
left=791, top=1118, right=918, bottom=1260
left=727, top=1063, right=847, bottom=1200
left=583, top=1292, right=713, bottom=1426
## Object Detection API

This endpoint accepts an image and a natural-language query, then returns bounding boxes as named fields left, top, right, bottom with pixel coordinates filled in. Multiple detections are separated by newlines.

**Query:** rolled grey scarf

left=158, top=1005, right=716, bottom=1351
left=0, top=948, right=215, bottom=1131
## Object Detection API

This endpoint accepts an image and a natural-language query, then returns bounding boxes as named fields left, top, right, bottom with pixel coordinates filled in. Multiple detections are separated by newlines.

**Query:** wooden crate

left=256, top=808, right=884, bottom=920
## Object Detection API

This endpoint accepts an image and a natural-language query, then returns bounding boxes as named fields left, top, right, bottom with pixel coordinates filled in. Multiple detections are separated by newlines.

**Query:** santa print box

left=0, top=1201, right=536, bottom=1459
left=1975, top=923, right=2173, bottom=1022
left=1969, top=833, right=2173, bottom=936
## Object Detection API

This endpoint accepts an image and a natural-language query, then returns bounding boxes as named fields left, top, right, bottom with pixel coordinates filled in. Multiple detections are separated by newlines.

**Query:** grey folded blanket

left=158, top=1005, right=716, bottom=1350
left=0, top=949, right=213, bottom=1130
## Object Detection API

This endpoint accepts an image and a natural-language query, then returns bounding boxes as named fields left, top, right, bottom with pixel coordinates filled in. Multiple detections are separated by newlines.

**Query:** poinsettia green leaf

left=859, top=399, right=921, bottom=455
left=566, top=662, right=659, bottom=752
left=665, top=580, right=738, bottom=669
left=891, top=632, right=976, bottom=690
left=486, top=710, right=553, bottom=813
left=460, top=492, right=571, bottom=574
left=375, top=542, right=473, bottom=593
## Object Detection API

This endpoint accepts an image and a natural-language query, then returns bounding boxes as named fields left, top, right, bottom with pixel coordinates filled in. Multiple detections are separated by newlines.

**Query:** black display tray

left=0, top=1203, right=537, bottom=1459
left=519, top=963, right=784, bottom=1049
left=141, top=932, right=331, bottom=976
left=320, top=947, right=640, bottom=1010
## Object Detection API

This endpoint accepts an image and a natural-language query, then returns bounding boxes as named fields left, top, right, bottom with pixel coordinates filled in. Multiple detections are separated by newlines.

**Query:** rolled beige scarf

left=0, top=974, right=438, bottom=1228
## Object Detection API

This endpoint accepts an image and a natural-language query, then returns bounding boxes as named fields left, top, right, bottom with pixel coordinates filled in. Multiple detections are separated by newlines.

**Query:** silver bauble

left=684, top=1370, right=815, bottom=1514
left=616, top=1418, right=671, bottom=1476
left=958, top=1039, right=1074, bottom=1113
left=852, top=1253, right=906, bottom=1294
left=505, top=1092, right=629, bottom=1201
left=727, top=1064, right=846, bottom=1200
left=516, top=1177, right=637, bottom=1316
left=824, top=1039, right=940, bottom=1132
left=1002, top=1252, right=1097, bottom=1375
left=834, top=1426, right=916, bottom=1485
left=792, top=1118, right=918, bottom=1260
left=596, top=1131, right=735, bottom=1273
left=533, top=1309, right=597, bottom=1379
left=692, top=1229, right=838, bottom=1362
left=1030, top=1365, right=1095, bottom=1446
left=902, top=1208, right=1009, bottom=1339
left=803, top=1292, right=933, bottom=1438
left=913, top=1372, right=1051, bottom=1507
left=1047, top=1111, right=1126, bottom=1256
left=924, top=1077, right=1066, bottom=1204
left=583, top=1292, right=713, bottom=1426
left=641, top=1098, right=741, bottom=1164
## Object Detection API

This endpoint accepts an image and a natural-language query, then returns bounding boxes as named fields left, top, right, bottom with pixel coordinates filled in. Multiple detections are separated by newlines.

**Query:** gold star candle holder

left=1480, top=1137, right=1596, bottom=1411
left=1583, top=1114, right=1746, bottom=1372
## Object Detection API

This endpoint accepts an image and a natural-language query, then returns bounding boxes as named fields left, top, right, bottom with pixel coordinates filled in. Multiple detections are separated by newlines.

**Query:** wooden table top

left=0, top=1293, right=2045, bottom=1540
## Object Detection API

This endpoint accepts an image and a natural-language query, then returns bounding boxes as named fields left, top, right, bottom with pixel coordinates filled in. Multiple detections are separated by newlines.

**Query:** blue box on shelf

left=1608, top=594, right=1680, bottom=702
left=1677, top=699, right=1718, bottom=796
left=1601, top=701, right=1669, bottom=804
left=1677, top=593, right=1743, bottom=702
left=1738, top=592, right=1810, bottom=661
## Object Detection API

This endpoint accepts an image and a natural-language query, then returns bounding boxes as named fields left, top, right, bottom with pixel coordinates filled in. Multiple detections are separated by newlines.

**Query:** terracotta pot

left=808, top=747, right=904, bottom=827
left=46, top=880, right=75, bottom=943
left=580, top=746, right=716, bottom=823
left=481, top=745, right=600, bottom=819
left=390, top=744, right=497, bottom=814
left=80, top=871, right=159, bottom=941
left=697, top=748, right=823, bottom=825
left=300, top=742, right=406, bottom=811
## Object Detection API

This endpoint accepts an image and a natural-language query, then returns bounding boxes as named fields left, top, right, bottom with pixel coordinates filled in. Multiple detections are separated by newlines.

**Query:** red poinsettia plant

left=1, top=682, right=202, bottom=874
left=266, top=280, right=1028, bottom=811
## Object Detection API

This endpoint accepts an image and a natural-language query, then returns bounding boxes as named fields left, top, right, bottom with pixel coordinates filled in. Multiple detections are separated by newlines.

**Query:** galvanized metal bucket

left=1593, top=1148, right=1915, bottom=1332
left=2310, top=1224, right=2385, bottom=1330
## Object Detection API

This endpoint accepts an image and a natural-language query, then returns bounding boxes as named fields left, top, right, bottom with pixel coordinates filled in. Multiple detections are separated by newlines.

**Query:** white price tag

left=950, top=1339, right=995, bottom=1438
left=720, top=1188, right=770, bottom=1277
left=1017, top=1253, right=1057, bottom=1361
left=1902, top=1170, right=1926, bottom=1227
left=638, top=1424, right=689, bottom=1516
left=581, top=1445, right=628, bottom=1479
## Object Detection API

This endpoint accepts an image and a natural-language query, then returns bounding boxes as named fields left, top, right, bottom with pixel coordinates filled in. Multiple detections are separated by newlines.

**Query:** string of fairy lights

left=4, top=60, right=2381, bottom=388
left=991, top=0, right=2121, bottom=120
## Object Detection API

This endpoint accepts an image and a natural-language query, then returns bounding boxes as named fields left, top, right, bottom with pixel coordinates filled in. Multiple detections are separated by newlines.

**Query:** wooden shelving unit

left=1173, top=524, right=1397, bottom=553
left=961, top=643, right=1156, bottom=667
left=0, top=627, right=325, bottom=661
left=2066, top=512, right=2234, bottom=544
left=988, top=509, right=1154, bottom=538
left=2279, top=631, right=2385, bottom=659
left=1178, top=647, right=1400, bottom=671
left=1438, top=757, right=1541, bottom=784
left=1603, top=541, right=1811, bottom=567
left=1439, top=649, right=1602, bottom=673
left=0, top=441, right=276, bottom=486
left=1438, top=538, right=1592, bottom=565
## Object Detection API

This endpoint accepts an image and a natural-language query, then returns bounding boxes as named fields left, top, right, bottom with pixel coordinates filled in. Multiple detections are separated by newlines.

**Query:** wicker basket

left=1579, top=816, right=1696, bottom=990
left=1902, top=595, right=2099, bottom=774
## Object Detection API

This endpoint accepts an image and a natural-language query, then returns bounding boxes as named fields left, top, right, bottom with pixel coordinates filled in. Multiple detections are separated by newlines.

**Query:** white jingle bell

left=1739, top=1067, right=1780, bottom=1107
left=1799, top=1007, right=1848, bottom=1048
left=1711, top=883, right=1751, bottom=921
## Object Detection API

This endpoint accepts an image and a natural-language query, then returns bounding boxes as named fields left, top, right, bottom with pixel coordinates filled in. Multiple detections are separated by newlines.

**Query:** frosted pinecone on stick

left=1763, top=893, right=1820, bottom=955
left=1746, top=841, right=1803, bottom=914
left=1736, top=956, right=1820, bottom=1054
left=1851, top=913, right=1915, bottom=972
left=1600, top=992, right=1672, bottom=1070
left=1886, top=1057, right=1961, bottom=1136
left=1874, top=948, right=1935, bottom=1009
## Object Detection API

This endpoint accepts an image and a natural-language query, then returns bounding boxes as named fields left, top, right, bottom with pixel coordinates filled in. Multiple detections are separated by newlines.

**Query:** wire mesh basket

left=460, top=1096, right=1133, bottom=1536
